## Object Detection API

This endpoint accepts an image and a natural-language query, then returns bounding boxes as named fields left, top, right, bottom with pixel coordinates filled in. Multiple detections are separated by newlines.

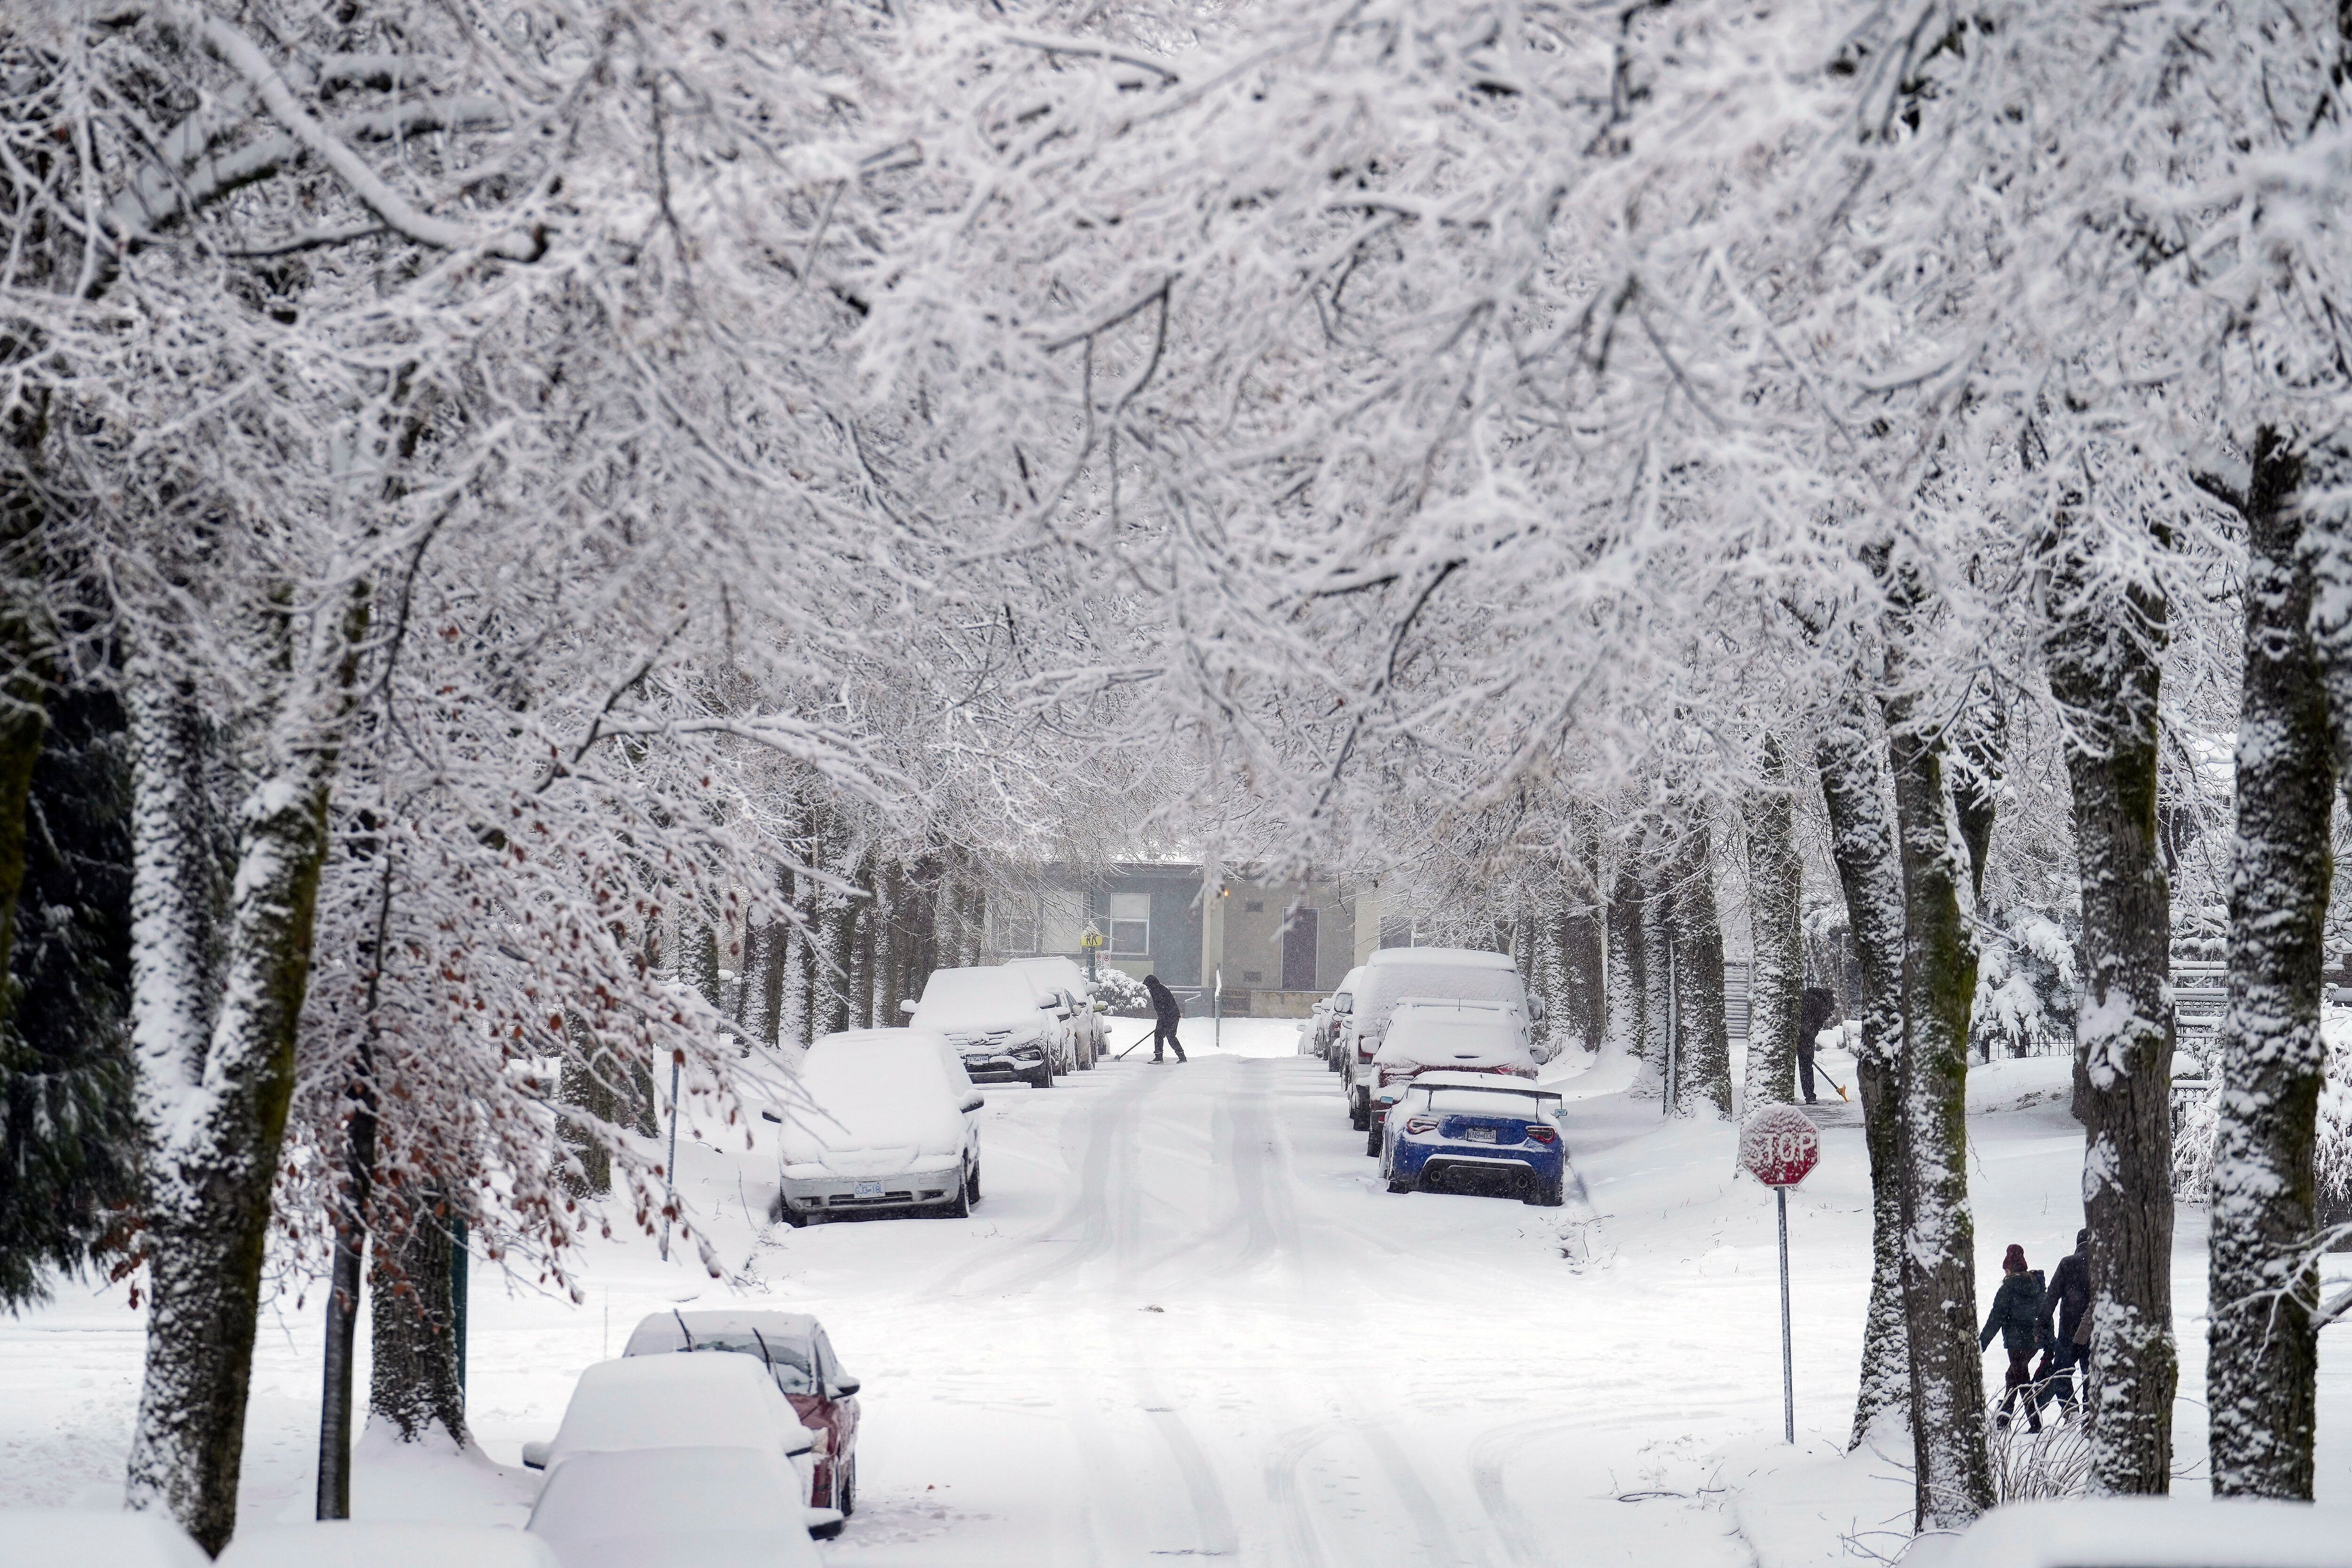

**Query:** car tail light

left=1525, top=1125, right=1557, bottom=1144
left=1404, top=1115, right=1439, bottom=1134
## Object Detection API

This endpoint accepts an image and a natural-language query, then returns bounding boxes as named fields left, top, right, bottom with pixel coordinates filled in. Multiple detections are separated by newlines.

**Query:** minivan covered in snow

left=1338, top=948, right=1543, bottom=1130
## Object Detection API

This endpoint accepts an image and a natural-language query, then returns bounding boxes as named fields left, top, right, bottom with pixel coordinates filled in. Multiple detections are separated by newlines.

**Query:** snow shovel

left=1814, top=1063, right=1851, bottom=1103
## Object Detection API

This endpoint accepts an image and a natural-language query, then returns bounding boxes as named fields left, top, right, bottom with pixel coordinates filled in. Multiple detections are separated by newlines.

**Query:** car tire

left=1029, top=1062, right=1053, bottom=1089
left=1386, top=1175, right=1415, bottom=1195
left=838, top=1456, right=857, bottom=1518
left=968, top=1162, right=983, bottom=1204
left=771, top=1190, right=810, bottom=1228
left=1365, top=1120, right=1381, bottom=1157
left=1528, top=1177, right=1567, bottom=1208
left=1349, top=1097, right=1368, bottom=1132
left=942, top=1174, right=972, bottom=1218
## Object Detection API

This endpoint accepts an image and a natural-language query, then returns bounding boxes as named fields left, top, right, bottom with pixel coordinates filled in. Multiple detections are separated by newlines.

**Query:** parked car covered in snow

left=904, top=965, right=1071, bottom=1086
left=762, top=1030, right=984, bottom=1223
left=622, top=1310, right=861, bottom=1519
left=528, top=1446, right=824, bottom=1568
left=1309, top=966, right=1367, bottom=1067
left=1378, top=1072, right=1566, bottom=1205
left=1362, top=1001, right=1539, bottom=1153
left=1339, top=947, right=1544, bottom=1130
left=1931, top=1496, right=2352, bottom=1568
left=219, top=1523, right=561, bottom=1568
left=516, top=1354, right=828, bottom=1535
left=1007, top=955, right=1107, bottom=1069
left=0, top=1510, right=210, bottom=1568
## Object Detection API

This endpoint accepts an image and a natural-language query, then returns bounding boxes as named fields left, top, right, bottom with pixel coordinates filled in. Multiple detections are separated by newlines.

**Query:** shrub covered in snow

left=1090, top=968, right=1154, bottom=1017
left=1986, top=1414, right=2093, bottom=1505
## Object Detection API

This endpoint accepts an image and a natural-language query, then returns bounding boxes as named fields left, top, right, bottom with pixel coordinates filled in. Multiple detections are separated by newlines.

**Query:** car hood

left=774, top=1088, right=961, bottom=1165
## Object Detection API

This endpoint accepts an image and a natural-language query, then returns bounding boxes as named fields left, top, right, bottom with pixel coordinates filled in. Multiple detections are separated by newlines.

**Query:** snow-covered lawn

left=2, top=1022, right=2345, bottom=1564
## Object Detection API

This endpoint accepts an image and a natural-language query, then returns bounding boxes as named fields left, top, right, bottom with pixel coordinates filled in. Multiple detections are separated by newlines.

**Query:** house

left=984, top=860, right=1364, bottom=1018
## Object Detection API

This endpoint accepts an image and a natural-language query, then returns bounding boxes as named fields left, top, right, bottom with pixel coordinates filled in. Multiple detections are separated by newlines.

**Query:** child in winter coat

left=1980, top=1243, right=2047, bottom=1433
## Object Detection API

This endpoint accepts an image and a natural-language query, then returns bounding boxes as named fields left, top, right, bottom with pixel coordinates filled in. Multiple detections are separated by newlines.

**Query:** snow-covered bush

left=2176, top=1011, right=2352, bottom=1221
left=1971, top=911, right=2079, bottom=1060
left=1090, top=968, right=1154, bottom=1017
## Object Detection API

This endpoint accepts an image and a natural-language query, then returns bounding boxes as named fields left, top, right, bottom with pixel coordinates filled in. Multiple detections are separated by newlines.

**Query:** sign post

left=1740, top=1104, right=1821, bottom=1444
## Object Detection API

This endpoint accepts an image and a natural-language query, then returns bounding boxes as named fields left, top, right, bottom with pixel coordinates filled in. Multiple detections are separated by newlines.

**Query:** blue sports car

left=1378, top=1072, right=1567, bottom=1206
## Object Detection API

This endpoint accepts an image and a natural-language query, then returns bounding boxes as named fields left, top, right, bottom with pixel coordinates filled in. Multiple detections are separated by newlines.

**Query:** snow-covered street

left=5, top=1018, right=2345, bottom=1564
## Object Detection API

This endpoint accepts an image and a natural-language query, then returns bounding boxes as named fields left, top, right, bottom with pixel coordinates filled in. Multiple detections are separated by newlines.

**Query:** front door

left=1281, top=906, right=1318, bottom=991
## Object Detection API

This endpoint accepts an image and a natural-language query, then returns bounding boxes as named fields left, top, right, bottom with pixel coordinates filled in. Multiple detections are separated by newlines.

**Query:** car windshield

left=673, top=1334, right=816, bottom=1393
left=1425, top=1088, right=1556, bottom=1118
left=912, top=968, right=1041, bottom=1030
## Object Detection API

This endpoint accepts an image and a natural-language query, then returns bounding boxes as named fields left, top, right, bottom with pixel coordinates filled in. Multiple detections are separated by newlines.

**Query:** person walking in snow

left=1980, top=1242, right=2047, bottom=1432
left=1143, top=973, right=1188, bottom=1064
left=2034, top=1228, right=2091, bottom=1417
left=1796, top=987, right=1836, bottom=1105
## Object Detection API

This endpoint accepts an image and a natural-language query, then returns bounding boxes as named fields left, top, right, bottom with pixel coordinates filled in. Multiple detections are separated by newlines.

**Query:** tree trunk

left=318, top=854, right=390, bottom=1520
left=1816, top=680, right=1910, bottom=1449
left=2209, top=429, right=2329, bottom=1499
left=1882, top=645, right=1994, bottom=1528
left=2045, top=500, right=2177, bottom=1496
left=1560, top=816, right=1606, bottom=1052
left=1746, top=737, right=1804, bottom=1110
left=367, top=1184, right=468, bottom=1448
left=1639, top=868, right=1675, bottom=1099
left=125, top=669, right=338, bottom=1553
left=558, top=1022, right=617, bottom=1196
left=1668, top=827, right=1732, bottom=1118
left=1607, top=866, right=1647, bottom=1059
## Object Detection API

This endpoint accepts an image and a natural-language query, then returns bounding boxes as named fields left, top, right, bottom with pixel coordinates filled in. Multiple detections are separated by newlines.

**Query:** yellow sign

left=1079, top=928, right=1105, bottom=949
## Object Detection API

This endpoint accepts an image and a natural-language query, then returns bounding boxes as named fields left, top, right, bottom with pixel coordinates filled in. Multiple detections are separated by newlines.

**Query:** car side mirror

left=760, top=1109, right=783, bottom=1124
left=899, top=999, right=918, bottom=1016
left=831, top=1376, right=861, bottom=1398
left=961, top=1094, right=985, bottom=1113
left=521, top=1440, right=551, bottom=1471
left=1335, top=999, right=1351, bottom=1014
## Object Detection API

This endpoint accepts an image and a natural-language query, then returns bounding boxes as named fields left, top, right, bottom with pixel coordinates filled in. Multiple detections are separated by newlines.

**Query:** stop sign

left=1741, top=1104, right=1821, bottom=1187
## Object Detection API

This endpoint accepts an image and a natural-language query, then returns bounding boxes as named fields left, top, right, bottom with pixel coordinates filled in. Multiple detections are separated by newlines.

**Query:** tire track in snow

left=1468, top=1415, right=1585, bottom=1568
left=927, top=1066, right=1173, bottom=1299
left=1261, top=1421, right=1346, bottom=1568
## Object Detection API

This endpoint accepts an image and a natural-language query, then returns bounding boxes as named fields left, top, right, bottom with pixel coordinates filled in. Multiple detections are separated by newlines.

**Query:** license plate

left=1464, top=1127, right=1499, bottom=1144
left=854, top=1179, right=883, bottom=1197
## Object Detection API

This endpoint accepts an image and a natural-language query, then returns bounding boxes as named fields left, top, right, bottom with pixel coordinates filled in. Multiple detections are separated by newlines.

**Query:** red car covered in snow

left=623, top=1310, right=863, bottom=1522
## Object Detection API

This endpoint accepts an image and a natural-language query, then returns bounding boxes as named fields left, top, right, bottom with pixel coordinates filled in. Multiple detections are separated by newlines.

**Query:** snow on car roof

left=527, top=1448, right=821, bottom=1567
left=0, top=1510, right=211, bottom=1568
left=1368, top=947, right=1517, bottom=970
left=1935, top=1496, right=2352, bottom=1568
left=548, top=1355, right=813, bottom=1465
left=911, top=966, right=1045, bottom=1027
left=777, top=1037, right=964, bottom=1158
left=1007, top=955, right=1088, bottom=990
left=1377, top=1012, right=1535, bottom=1067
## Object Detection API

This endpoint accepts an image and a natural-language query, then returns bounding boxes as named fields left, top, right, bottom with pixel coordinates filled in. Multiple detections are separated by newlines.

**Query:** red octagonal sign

left=1741, top=1104, right=1821, bottom=1188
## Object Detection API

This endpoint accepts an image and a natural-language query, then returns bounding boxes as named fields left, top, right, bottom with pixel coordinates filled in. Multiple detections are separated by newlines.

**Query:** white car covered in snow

left=528, top=1447, right=823, bottom=1568
left=516, top=1355, right=831, bottom=1536
left=1930, top=1496, right=2352, bottom=1568
left=1007, top=955, right=1108, bottom=1069
left=763, top=1030, right=984, bottom=1224
left=219, top=1522, right=561, bottom=1568
left=903, top=965, right=1071, bottom=1087
left=1339, top=948, right=1545, bottom=1130
left=1363, top=1001, right=1540, bottom=1153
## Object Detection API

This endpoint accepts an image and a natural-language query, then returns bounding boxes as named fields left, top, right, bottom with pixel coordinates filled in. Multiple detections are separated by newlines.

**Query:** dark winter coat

left=1796, top=988, right=1837, bottom=1060
left=1144, top=976, right=1184, bottom=1027
left=1980, top=1269, right=2047, bottom=1355
left=2039, top=1249, right=2090, bottom=1344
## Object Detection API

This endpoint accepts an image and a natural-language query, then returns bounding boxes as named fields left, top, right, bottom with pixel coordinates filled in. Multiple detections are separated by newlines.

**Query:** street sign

left=1740, top=1103, right=1821, bottom=1444
left=1079, top=928, right=1104, bottom=949
left=1740, top=1103, right=1821, bottom=1188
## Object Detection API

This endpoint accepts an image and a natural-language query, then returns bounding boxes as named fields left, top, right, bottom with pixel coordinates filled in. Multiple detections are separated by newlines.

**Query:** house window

left=995, top=900, right=1040, bottom=954
left=1110, top=892, right=1150, bottom=955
